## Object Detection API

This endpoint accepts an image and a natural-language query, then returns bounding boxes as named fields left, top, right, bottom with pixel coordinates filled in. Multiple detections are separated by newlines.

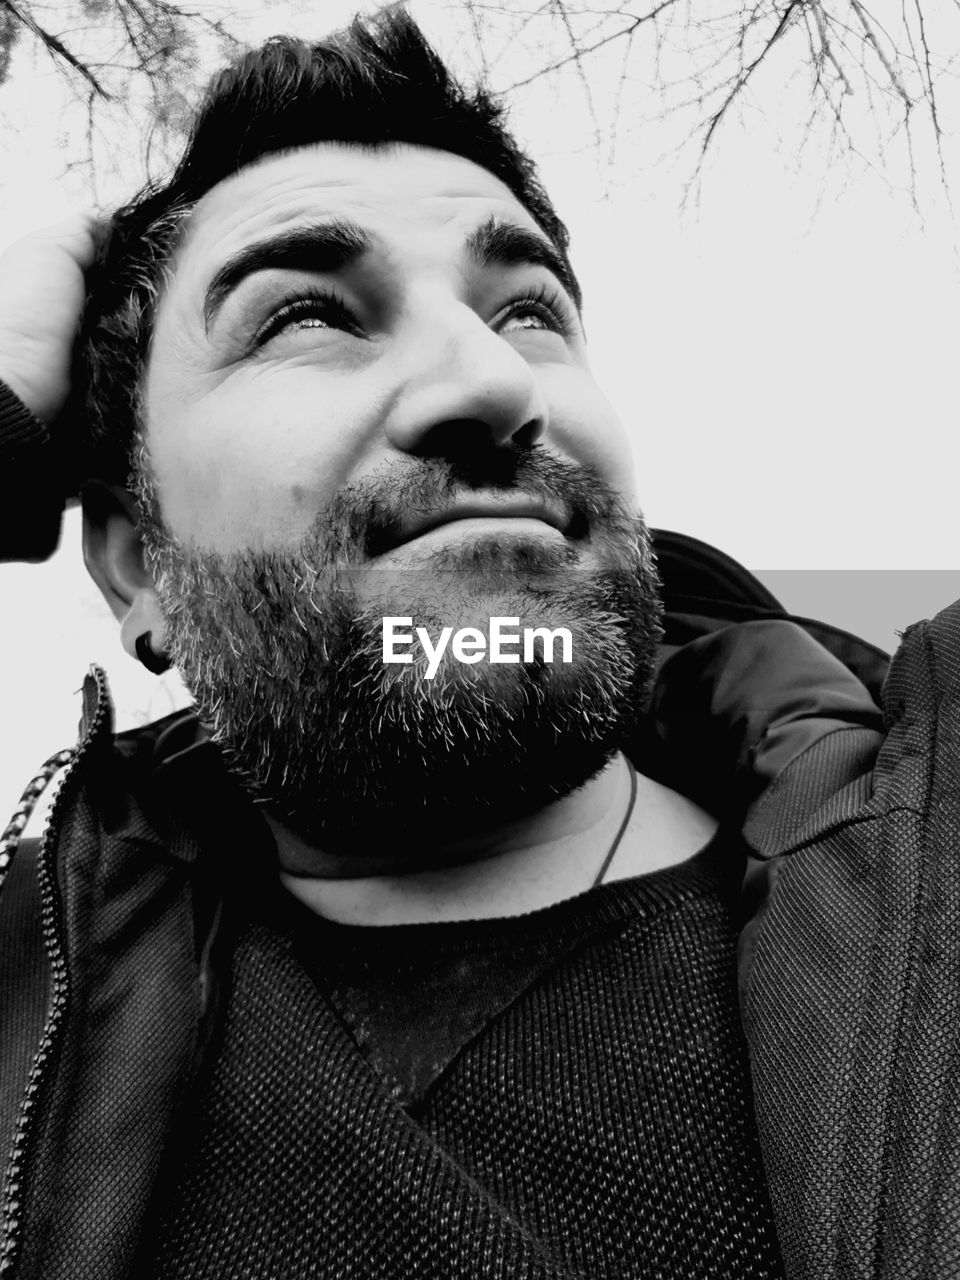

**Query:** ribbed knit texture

left=140, top=840, right=785, bottom=1278
left=0, top=377, right=65, bottom=561
left=0, top=379, right=49, bottom=457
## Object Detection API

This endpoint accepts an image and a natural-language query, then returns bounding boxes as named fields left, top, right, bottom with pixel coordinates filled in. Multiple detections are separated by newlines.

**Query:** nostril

left=514, top=419, right=544, bottom=449
left=411, top=418, right=490, bottom=459
left=409, top=416, right=543, bottom=461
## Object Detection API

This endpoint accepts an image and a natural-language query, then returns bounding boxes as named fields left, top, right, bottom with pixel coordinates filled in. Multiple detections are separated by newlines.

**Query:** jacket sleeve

left=0, top=379, right=67, bottom=562
left=734, top=600, right=960, bottom=1280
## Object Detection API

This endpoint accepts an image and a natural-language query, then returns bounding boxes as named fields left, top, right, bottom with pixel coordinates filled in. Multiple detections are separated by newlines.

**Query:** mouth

left=377, top=492, right=575, bottom=555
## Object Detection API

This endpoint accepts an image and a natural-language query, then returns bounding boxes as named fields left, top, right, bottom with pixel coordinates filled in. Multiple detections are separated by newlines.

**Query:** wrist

left=0, top=377, right=51, bottom=455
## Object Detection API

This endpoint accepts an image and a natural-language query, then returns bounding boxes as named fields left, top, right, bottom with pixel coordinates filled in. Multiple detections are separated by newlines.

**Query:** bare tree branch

left=848, top=0, right=911, bottom=107
left=503, top=0, right=680, bottom=91
left=0, top=0, right=110, bottom=96
left=699, top=0, right=802, bottom=155
left=0, top=0, right=955, bottom=216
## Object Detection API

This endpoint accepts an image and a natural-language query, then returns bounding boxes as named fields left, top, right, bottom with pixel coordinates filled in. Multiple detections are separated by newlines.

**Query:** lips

left=384, top=492, right=572, bottom=553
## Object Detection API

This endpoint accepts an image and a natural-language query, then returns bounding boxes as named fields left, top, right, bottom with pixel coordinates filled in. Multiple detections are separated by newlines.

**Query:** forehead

left=173, top=141, right=544, bottom=279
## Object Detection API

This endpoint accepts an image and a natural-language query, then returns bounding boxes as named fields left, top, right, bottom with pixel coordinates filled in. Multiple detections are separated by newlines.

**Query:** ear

left=81, top=481, right=168, bottom=666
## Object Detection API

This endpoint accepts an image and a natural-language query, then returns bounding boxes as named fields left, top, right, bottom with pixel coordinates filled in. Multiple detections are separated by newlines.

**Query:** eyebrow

left=465, top=216, right=580, bottom=306
left=201, top=211, right=579, bottom=332
left=202, top=218, right=372, bottom=330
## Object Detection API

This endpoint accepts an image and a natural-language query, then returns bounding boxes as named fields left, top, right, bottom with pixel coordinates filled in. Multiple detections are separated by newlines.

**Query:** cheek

left=146, top=370, right=367, bottom=553
left=547, top=371, right=637, bottom=503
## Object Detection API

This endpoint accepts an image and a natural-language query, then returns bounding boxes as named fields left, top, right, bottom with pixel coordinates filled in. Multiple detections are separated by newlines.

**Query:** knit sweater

left=0, top=379, right=65, bottom=562
left=137, top=835, right=785, bottom=1279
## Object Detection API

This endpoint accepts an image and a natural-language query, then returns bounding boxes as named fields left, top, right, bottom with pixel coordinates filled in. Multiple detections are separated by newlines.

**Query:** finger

left=26, top=210, right=103, bottom=267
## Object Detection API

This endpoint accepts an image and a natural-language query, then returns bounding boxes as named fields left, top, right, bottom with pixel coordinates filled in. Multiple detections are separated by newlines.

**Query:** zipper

left=0, top=669, right=110, bottom=1278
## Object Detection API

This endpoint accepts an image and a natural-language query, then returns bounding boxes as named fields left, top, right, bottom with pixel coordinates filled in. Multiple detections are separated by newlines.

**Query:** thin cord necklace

left=590, top=755, right=638, bottom=890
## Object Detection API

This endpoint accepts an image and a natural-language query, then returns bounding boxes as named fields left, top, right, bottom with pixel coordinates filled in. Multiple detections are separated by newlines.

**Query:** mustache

left=318, top=443, right=635, bottom=561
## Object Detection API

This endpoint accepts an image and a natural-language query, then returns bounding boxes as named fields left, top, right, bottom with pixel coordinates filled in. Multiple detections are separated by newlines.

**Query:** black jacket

left=4, top=386, right=957, bottom=1278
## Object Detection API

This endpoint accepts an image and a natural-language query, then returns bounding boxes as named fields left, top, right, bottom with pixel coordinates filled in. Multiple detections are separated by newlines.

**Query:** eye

left=254, top=288, right=359, bottom=347
left=495, top=283, right=577, bottom=338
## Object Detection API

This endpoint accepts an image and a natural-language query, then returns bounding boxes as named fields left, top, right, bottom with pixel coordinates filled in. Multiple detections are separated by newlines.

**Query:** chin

left=210, top=606, right=652, bottom=852
left=152, top=504, right=664, bottom=850
left=261, top=722, right=622, bottom=852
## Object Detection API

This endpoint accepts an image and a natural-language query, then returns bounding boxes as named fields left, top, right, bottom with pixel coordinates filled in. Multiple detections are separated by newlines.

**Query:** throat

left=267, top=754, right=717, bottom=925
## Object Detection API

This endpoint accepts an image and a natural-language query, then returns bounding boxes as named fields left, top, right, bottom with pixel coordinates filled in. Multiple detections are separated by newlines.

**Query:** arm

left=0, top=213, right=99, bottom=562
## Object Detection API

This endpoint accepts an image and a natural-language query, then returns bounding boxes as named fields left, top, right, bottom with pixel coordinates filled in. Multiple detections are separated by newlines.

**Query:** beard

left=136, top=443, right=664, bottom=849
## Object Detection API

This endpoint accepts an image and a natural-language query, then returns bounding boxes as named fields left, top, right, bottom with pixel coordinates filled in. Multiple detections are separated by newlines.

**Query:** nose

left=381, top=301, right=549, bottom=457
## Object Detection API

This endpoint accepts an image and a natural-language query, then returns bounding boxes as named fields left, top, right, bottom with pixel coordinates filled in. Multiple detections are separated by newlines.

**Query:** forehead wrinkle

left=156, top=144, right=566, bottom=346
left=175, top=141, right=538, bottom=263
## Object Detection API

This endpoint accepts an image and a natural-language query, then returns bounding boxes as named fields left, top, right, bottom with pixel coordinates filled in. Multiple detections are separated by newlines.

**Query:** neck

left=266, top=752, right=634, bottom=924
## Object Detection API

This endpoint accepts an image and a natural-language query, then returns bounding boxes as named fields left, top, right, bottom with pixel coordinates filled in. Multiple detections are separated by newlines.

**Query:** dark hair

left=74, top=6, right=580, bottom=490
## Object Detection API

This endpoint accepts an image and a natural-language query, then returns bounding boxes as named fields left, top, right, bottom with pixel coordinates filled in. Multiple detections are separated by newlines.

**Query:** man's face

left=145, top=141, right=635, bottom=557
left=138, top=141, right=662, bottom=846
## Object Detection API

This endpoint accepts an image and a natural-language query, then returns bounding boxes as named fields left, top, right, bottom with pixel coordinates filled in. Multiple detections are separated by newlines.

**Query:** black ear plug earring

left=135, top=631, right=172, bottom=675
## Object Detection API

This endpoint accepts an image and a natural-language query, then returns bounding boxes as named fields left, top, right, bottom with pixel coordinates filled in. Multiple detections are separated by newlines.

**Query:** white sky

left=2, top=0, right=959, bottom=819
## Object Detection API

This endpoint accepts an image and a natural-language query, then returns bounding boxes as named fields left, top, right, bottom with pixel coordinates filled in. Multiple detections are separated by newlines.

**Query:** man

left=0, top=10, right=956, bottom=1279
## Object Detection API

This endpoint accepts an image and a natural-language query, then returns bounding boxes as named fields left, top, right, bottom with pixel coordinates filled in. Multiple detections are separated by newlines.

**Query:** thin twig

left=503, top=0, right=681, bottom=90
left=0, top=0, right=111, bottom=96
left=700, top=0, right=802, bottom=155
left=848, top=0, right=912, bottom=106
